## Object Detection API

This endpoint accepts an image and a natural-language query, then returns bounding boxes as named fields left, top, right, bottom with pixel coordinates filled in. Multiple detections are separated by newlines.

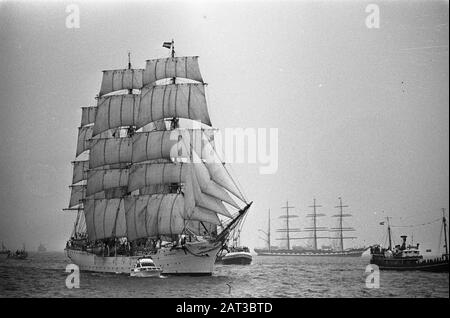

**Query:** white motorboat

left=130, top=257, right=162, bottom=278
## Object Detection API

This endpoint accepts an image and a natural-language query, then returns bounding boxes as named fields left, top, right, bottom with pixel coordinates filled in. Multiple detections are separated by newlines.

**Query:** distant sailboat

left=37, top=243, right=47, bottom=253
left=0, top=242, right=11, bottom=259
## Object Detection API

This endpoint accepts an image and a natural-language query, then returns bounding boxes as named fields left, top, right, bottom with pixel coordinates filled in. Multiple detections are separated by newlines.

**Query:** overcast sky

left=0, top=0, right=448, bottom=253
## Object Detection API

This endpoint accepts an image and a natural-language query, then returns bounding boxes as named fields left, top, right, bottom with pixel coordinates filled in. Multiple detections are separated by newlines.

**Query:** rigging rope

left=390, top=217, right=441, bottom=228
left=438, top=220, right=444, bottom=253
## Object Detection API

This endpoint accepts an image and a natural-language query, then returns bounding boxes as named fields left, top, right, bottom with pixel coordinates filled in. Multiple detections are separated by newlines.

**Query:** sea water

left=0, top=252, right=448, bottom=298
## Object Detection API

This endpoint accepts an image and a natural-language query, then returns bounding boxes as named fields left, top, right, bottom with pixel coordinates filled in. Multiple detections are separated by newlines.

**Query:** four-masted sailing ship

left=255, top=198, right=365, bottom=256
left=64, top=41, right=252, bottom=275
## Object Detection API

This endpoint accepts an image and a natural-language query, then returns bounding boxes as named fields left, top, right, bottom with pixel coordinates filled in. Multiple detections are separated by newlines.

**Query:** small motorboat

left=217, top=246, right=253, bottom=265
left=130, top=257, right=162, bottom=278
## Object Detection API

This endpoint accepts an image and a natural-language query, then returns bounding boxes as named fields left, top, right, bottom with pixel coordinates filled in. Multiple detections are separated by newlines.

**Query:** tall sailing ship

left=254, top=198, right=365, bottom=256
left=63, top=41, right=252, bottom=275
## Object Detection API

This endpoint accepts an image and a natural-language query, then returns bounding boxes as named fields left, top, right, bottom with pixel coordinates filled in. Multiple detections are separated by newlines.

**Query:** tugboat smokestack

left=400, top=235, right=407, bottom=250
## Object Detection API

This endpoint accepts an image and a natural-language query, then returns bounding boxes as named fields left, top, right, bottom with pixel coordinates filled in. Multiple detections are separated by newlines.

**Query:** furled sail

left=81, top=107, right=97, bottom=127
left=143, top=56, right=203, bottom=85
left=127, top=162, right=188, bottom=193
left=103, top=187, right=128, bottom=199
left=89, top=137, right=132, bottom=169
left=124, top=193, right=185, bottom=240
left=86, top=168, right=129, bottom=196
left=93, top=94, right=140, bottom=136
left=136, top=84, right=211, bottom=129
left=99, top=69, right=144, bottom=97
left=139, top=184, right=172, bottom=195
left=83, top=198, right=127, bottom=241
left=72, top=160, right=89, bottom=184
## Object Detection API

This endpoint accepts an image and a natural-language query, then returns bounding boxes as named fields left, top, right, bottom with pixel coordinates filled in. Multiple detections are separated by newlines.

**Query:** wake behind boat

left=63, top=40, right=252, bottom=276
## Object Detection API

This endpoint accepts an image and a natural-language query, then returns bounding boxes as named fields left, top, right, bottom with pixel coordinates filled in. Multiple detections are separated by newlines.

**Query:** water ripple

left=0, top=252, right=448, bottom=297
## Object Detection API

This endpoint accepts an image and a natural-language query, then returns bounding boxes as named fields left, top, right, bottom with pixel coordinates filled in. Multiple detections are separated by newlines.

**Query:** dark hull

left=254, top=248, right=365, bottom=257
left=221, top=257, right=252, bottom=265
left=370, top=257, right=449, bottom=272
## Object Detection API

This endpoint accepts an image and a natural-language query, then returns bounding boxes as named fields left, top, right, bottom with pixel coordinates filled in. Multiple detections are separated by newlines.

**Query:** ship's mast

left=443, top=208, right=448, bottom=259
left=268, top=209, right=271, bottom=252
left=330, top=197, right=356, bottom=252
left=312, top=199, right=318, bottom=249
left=126, top=52, right=135, bottom=137
left=171, top=39, right=175, bottom=58
left=386, top=216, right=392, bottom=250
left=278, top=201, right=299, bottom=250
left=338, top=198, right=346, bottom=250
left=127, top=51, right=132, bottom=93
left=307, top=198, right=325, bottom=250
left=168, top=39, right=178, bottom=129
left=258, top=209, right=271, bottom=251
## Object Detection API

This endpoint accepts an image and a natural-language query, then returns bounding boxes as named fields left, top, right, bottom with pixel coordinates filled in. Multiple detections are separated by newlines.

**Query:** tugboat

left=369, top=210, right=449, bottom=272
left=130, top=257, right=162, bottom=278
